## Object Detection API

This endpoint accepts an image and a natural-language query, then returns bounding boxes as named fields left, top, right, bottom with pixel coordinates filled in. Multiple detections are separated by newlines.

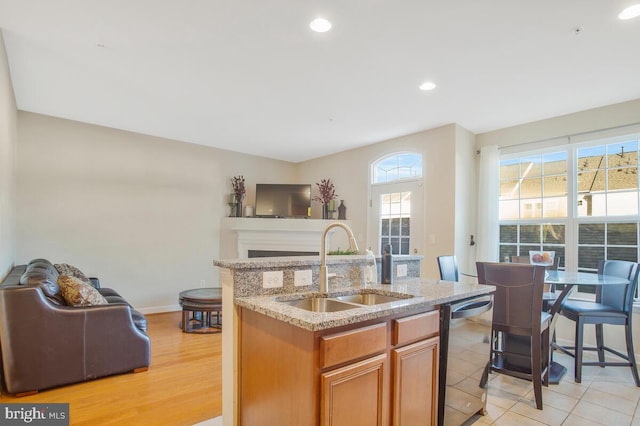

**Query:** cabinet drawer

left=392, top=310, right=439, bottom=347
left=321, top=323, right=386, bottom=369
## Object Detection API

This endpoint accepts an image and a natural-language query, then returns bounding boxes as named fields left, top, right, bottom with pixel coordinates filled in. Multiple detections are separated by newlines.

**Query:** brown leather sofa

left=0, top=259, right=150, bottom=395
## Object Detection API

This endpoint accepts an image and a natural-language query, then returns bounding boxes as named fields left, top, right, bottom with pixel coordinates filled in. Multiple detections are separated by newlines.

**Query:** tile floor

left=450, top=321, right=640, bottom=426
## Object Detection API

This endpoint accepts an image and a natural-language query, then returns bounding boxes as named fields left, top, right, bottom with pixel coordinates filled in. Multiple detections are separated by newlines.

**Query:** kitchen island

left=214, top=256, right=494, bottom=425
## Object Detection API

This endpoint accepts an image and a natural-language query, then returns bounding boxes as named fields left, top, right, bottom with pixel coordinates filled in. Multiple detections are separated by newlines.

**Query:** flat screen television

left=255, top=184, right=311, bottom=218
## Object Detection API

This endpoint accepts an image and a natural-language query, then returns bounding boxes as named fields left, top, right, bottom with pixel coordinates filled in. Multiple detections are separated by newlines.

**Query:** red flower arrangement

left=312, top=178, right=337, bottom=205
left=231, top=175, right=246, bottom=202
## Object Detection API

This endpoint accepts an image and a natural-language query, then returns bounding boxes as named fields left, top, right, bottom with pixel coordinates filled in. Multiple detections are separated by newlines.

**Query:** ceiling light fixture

left=419, top=81, right=437, bottom=91
left=619, top=4, right=640, bottom=20
left=310, top=17, right=332, bottom=33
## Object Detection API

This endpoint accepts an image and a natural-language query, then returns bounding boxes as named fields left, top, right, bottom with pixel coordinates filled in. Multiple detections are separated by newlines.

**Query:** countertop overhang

left=235, top=279, right=495, bottom=331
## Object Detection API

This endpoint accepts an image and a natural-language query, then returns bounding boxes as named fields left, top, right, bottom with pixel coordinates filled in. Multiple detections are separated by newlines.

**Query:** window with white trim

left=369, top=153, right=423, bottom=256
left=499, top=134, right=640, bottom=297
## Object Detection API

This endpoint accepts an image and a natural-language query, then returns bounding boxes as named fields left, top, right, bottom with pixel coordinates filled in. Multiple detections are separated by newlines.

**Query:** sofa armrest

left=0, top=286, right=150, bottom=394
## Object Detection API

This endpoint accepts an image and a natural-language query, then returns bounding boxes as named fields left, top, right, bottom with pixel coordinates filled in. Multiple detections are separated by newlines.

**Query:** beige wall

left=0, top=32, right=17, bottom=279
left=297, top=124, right=469, bottom=279
left=476, top=98, right=640, bottom=149
left=16, top=112, right=296, bottom=311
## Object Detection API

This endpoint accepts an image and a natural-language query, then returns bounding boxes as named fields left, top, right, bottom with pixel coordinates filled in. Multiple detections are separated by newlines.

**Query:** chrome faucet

left=319, top=222, right=360, bottom=293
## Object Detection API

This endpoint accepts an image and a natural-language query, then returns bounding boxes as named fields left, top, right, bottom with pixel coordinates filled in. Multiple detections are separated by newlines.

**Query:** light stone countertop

left=235, top=278, right=495, bottom=331
left=213, top=254, right=423, bottom=270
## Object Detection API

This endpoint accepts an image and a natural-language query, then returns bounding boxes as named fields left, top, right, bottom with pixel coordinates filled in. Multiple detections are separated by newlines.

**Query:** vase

left=322, top=204, right=329, bottom=219
left=235, top=201, right=243, bottom=218
left=338, top=200, right=346, bottom=220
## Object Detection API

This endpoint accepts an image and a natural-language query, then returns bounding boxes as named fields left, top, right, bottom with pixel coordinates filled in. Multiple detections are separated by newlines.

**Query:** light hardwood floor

left=0, top=312, right=222, bottom=425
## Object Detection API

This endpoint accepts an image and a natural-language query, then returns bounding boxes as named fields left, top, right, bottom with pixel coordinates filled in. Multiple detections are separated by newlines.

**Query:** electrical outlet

left=263, top=271, right=284, bottom=288
left=294, top=269, right=313, bottom=287
left=200, top=280, right=206, bottom=288
left=397, top=264, right=408, bottom=277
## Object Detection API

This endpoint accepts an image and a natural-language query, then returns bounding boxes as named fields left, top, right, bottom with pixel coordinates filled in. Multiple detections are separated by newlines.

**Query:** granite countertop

left=213, top=254, right=423, bottom=270
left=234, top=278, right=495, bottom=331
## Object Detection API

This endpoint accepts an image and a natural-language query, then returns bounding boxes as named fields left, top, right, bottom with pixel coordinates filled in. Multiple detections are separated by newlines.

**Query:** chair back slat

left=598, top=260, right=640, bottom=313
left=437, top=255, right=458, bottom=281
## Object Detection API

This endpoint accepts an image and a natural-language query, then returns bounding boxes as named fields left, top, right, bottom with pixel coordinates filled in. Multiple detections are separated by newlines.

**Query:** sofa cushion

left=54, top=263, right=90, bottom=284
left=58, top=275, right=108, bottom=307
left=20, top=265, right=64, bottom=304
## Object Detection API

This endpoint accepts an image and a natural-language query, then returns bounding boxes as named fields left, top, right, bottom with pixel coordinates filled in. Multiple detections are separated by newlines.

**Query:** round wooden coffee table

left=179, top=288, right=222, bottom=334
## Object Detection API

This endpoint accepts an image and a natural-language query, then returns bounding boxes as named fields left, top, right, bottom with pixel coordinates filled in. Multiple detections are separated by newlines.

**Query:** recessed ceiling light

left=310, top=17, right=332, bottom=33
left=619, top=4, right=640, bottom=20
left=419, top=81, right=437, bottom=91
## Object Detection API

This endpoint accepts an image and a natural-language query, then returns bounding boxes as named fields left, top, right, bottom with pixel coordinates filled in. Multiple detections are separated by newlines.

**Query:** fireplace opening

left=248, top=250, right=319, bottom=258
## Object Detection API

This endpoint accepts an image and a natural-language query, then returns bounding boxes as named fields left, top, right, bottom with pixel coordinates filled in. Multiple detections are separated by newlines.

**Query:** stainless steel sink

left=334, top=293, right=412, bottom=305
left=283, top=297, right=359, bottom=312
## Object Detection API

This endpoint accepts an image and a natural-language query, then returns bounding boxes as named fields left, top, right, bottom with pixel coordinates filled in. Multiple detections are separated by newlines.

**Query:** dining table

left=541, top=270, right=632, bottom=383
left=469, top=268, right=632, bottom=384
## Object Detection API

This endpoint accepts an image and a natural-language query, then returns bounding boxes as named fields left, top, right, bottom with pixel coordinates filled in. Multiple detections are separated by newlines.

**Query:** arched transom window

left=372, top=152, right=423, bottom=184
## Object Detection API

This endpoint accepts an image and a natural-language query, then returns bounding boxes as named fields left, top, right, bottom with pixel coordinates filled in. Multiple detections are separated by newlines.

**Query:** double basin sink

left=277, top=291, right=415, bottom=313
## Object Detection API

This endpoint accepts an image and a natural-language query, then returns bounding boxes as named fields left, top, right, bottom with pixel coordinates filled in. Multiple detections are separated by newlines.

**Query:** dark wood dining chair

left=476, top=262, right=550, bottom=409
left=559, top=259, right=640, bottom=385
left=511, top=254, right=561, bottom=312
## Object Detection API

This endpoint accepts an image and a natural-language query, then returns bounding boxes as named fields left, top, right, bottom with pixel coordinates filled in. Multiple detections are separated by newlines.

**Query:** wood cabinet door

left=391, top=336, right=439, bottom=426
left=320, top=354, right=387, bottom=426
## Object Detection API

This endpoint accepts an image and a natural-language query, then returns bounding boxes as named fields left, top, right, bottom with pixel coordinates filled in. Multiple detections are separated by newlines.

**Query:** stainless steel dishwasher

left=438, top=295, right=493, bottom=426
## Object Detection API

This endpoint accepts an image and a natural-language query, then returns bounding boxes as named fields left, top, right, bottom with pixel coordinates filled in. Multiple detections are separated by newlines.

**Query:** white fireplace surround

left=221, top=218, right=352, bottom=259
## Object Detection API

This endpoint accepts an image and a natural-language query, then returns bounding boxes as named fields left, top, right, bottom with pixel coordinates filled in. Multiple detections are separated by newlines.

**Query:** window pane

left=381, top=219, right=389, bottom=235
left=578, top=247, right=605, bottom=270
left=543, top=152, right=567, bottom=174
left=390, top=218, right=400, bottom=236
left=607, top=141, right=638, bottom=168
left=608, top=223, right=637, bottom=245
left=499, top=245, right=516, bottom=262
left=607, top=192, right=638, bottom=216
left=578, top=171, right=605, bottom=192
left=542, top=225, right=565, bottom=244
left=608, top=167, right=638, bottom=190
left=520, top=225, right=539, bottom=244
left=500, top=160, right=520, bottom=180
left=520, top=199, right=542, bottom=219
left=608, top=247, right=637, bottom=262
left=373, top=153, right=422, bottom=183
left=578, top=193, right=607, bottom=217
left=500, top=225, right=517, bottom=243
left=521, top=245, right=540, bottom=256
left=543, top=175, right=566, bottom=197
left=543, top=196, right=567, bottom=218
left=520, top=178, right=542, bottom=198
left=578, top=145, right=606, bottom=171
left=521, top=157, right=542, bottom=177
left=401, top=238, right=410, bottom=255
left=401, top=218, right=410, bottom=236
left=579, top=223, right=605, bottom=244
left=499, top=200, right=519, bottom=220
left=500, top=180, right=520, bottom=200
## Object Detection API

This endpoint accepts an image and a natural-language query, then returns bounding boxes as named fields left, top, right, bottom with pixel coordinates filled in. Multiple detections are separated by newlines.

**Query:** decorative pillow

left=57, top=275, right=108, bottom=307
left=54, top=263, right=90, bottom=284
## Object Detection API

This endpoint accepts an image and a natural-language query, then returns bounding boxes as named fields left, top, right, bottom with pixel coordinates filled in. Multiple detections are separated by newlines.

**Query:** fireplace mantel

left=220, top=218, right=352, bottom=259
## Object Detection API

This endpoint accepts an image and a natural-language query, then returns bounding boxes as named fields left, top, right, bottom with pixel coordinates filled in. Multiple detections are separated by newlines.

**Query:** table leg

left=547, top=284, right=576, bottom=384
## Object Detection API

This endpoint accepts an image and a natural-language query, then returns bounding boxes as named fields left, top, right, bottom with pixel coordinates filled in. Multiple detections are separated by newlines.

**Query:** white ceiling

left=1, top=1, right=639, bottom=162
